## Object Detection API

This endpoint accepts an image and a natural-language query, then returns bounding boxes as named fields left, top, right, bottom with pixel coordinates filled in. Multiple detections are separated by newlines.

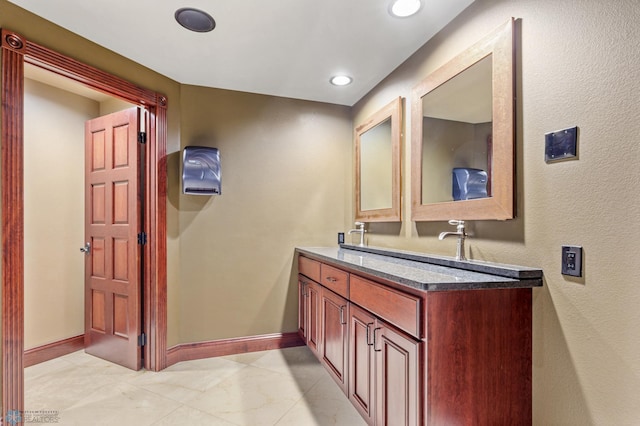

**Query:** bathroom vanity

left=296, top=245, right=542, bottom=425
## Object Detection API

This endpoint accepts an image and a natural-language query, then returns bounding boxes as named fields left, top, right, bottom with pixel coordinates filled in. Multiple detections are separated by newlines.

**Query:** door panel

left=84, top=107, right=142, bottom=370
left=306, top=281, right=321, bottom=355
left=320, top=289, right=348, bottom=394
left=298, top=279, right=306, bottom=339
left=375, top=324, right=420, bottom=426
left=349, top=304, right=376, bottom=424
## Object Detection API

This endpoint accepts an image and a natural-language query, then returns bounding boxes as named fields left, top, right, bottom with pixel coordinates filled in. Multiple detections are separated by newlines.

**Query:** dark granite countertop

left=296, top=245, right=543, bottom=292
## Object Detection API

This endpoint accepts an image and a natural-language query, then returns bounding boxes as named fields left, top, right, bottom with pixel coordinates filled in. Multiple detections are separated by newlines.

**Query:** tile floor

left=24, top=346, right=366, bottom=426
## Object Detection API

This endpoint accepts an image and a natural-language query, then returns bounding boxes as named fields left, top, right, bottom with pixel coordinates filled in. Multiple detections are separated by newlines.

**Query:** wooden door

left=84, top=108, right=142, bottom=370
left=320, top=288, right=349, bottom=394
left=375, top=322, right=421, bottom=426
left=349, top=304, right=376, bottom=424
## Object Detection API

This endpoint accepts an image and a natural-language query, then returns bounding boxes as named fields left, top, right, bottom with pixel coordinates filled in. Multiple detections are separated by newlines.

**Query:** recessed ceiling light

left=389, top=0, right=422, bottom=18
left=175, top=7, right=216, bottom=33
left=330, top=75, right=353, bottom=86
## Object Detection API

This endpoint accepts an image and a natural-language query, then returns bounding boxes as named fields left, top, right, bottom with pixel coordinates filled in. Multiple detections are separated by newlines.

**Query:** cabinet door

left=349, top=304, right=376, bottom=425
left=374, top=322, right=421, bottom=426
left=320, top=288, right=349, bottom=394
left=306, top=280, right=321, bottom=355
left=298, top=279, right=306, bottom=340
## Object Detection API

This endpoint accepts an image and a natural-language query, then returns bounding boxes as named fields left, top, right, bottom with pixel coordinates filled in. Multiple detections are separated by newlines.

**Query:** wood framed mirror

left=411, top=18, right=515, bottom=221
left=355, top=96, right=402, bottom=222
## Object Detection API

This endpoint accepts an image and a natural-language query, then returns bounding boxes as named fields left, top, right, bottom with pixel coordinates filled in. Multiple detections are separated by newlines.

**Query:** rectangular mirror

left=355, top=97, right=402, bottom=222
left=411, top=18, right=515, bottom=221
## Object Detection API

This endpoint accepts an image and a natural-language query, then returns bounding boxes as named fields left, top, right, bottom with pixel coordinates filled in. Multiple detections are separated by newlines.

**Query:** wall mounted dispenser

left=182, top=146, right=221, bottom=195
left=452, top=167, right=488, bottom=201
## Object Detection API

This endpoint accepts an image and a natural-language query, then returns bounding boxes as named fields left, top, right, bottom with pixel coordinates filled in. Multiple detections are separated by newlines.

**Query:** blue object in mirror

left=452, top=168, right=488, bottom=201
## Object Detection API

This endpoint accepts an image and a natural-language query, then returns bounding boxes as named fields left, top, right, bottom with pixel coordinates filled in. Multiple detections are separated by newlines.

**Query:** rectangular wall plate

left=545, top=126, right=578, bottom=163
left=561, top=245, right=583, bottom=277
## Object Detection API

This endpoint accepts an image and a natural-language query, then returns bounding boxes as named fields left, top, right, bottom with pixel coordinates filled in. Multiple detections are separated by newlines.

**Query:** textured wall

left=177, top=85, right=352, bottom=342
left=353, top=0, right=640, bottom=423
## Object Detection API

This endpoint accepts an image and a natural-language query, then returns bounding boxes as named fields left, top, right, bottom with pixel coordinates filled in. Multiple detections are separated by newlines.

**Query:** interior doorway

left=23, top=64, right=141, bottom=370
left=1, top=28, right=168, bottom=419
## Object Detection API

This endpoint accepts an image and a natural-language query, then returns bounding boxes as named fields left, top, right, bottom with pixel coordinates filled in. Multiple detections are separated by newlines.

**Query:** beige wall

left=353, top=0, right=640, bottom=423
left=177, top=85, right=351, bottom=342
left=23, top=78, right=98, bottom=349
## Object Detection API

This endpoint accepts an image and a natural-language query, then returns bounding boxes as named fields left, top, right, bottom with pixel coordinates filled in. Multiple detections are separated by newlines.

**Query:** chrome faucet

left=438, top=220, right=468, bottom=261
left=348, top=222, right=366, bottom=247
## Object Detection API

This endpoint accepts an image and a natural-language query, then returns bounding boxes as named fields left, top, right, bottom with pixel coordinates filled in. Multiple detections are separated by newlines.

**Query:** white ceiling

left=9, top=0, right=473, bottom=106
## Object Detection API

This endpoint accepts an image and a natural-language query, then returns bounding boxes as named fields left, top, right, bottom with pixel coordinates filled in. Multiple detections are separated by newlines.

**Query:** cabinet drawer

left=299, top=256, right=321, bottom=282
left=350, top=275, right=421, bottom=338
left=320, top=263, right=349, bottom=298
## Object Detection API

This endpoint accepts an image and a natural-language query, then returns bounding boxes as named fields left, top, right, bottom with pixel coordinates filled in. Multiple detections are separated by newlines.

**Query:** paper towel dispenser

left=182, top=146, right=221, bottom=195
left=452, top=167, right=487, bottom=201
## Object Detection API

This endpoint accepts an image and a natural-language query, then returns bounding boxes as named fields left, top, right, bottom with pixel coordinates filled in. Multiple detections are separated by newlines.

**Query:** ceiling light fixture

left=175, top=7, right=216, bottom=33
left=389, top=0, right=422, bottom=18
left=330, top=75, right=353, bottom=86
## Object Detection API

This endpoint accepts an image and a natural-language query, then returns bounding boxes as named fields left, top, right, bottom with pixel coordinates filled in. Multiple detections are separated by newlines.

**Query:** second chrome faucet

left=438, top=220, right=468, bottom=261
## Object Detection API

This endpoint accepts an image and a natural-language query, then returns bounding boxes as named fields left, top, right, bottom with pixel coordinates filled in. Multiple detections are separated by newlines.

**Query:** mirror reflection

left=360, top=118, right=392, bottom=210
left=355, top=97, right=402, bottom=222
left=421, top=55, right=493, bottom=204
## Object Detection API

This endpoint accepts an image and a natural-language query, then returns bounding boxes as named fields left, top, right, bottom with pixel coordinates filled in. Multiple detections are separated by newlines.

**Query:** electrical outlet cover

left=561, top=245, right=583, bottom=277
left=545, top=126, right=578, bottom=163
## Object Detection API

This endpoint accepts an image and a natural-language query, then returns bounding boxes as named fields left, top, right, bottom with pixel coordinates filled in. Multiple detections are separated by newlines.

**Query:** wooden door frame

left=1, top=29, right=168, bottom=418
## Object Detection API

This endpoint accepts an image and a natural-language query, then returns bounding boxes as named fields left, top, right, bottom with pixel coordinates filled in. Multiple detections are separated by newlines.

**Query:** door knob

left=80, top=242, right=91, bottom=254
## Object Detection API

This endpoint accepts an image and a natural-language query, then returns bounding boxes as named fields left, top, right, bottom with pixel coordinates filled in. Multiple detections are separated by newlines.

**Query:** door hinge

left=138, top=132, right=146, bottom=144
left=138, top=232, right=147, bottom=245
left=138, top=333, right=146, bottom=347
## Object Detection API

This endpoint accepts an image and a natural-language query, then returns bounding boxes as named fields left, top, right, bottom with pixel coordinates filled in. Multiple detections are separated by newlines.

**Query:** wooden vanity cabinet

left=299, top=274, right=349, bottom=393
left=349, top=303, right=421, bottom=426
left=300, top=256, right=422, bottom=425
left=298, top=250, right=535, bottom=425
